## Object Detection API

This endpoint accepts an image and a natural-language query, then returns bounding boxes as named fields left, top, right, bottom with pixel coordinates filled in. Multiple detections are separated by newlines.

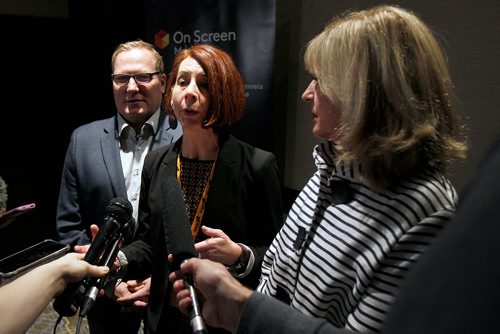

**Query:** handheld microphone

left=163, top=177, right=208, bottom=334
left=84, top=197, right=135, bottom=264
left=53, top=197, right=135, bottom=317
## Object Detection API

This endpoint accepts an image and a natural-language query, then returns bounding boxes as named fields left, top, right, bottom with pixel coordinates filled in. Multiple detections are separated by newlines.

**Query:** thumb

left=201, top=225, right=224, bottom=238
left=88, top=264, right=110, bottom=278
left=90, top=224, right=99, bottom=240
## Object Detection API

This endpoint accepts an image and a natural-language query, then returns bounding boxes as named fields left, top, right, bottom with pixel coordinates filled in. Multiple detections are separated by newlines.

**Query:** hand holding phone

left=0, top=203, right=36, bottom=229
left=0, top=239, right=69, bottom=285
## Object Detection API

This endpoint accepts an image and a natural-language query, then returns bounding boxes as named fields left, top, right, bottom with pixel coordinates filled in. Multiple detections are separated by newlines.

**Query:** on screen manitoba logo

left=154, top=29, right=237, bottom=52
left=155, top=30, right=170, bottom=49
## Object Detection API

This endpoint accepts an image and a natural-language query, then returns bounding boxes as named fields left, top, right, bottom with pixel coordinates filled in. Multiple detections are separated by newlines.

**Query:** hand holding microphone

left=163, top=177, right=208, bottom=334
left=53, top=197, right=135, bottom=317
left=170, top=258, right=253, bottom=333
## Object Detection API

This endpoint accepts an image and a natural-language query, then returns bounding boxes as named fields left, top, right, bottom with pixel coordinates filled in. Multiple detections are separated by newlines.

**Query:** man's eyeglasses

left=111, top=71, right=161, bottom=85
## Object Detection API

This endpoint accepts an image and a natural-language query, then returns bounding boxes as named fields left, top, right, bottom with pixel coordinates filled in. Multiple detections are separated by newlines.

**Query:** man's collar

left=117, top=108, right=161, bottom=137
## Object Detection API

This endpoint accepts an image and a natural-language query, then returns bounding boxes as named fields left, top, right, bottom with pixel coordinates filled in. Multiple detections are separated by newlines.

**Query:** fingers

left=112, top=257, right=121, bottom=271
left=59, top=253, right=109, bottom=283
left=195, top=236, right=220, bottom=254
left=133, top=300, right=148, bottom=307
left=180, top=257, right=198, bottom=273
left=194, top=234, right=240, bottom=264
left=117, top=289, right=148, bottom=302
left=70, top=252, right=85, bottom=260
left=195, top=226, right=231, bottom=257
left=74, top=244, right=90, bottom=254
left=201, top=225, right=224, bottom=238
left=173, top=282, right=194, bottom=317
left=176, top=290, right=193, bottom=315
left=124, top=279, right=147, bottom=290
left=168, top=269, right=182, bottom=283
left=168, top=259, right=196, bottom=283
left=87, top=264, right=109, bottom=278
left=169, top=259, right=197, bottom=296
left=90, top=224, right=99, bottom=240
left=114, top=282, right=130, bottom=298
left=172, top=275, right=187, bottom=292
left=116, top=281, right=151, bottom=303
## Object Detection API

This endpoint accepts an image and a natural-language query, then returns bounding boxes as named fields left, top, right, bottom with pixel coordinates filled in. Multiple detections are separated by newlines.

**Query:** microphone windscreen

left=84, top=197, right=132, bottom=265
left=105, top=197, right=133, bottom=226
left=162, top=177, right=195, bottom=270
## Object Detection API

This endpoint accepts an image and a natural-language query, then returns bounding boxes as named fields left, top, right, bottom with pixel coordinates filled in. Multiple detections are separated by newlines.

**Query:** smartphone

left=0, top=239, right=70, bottom=285
left=0, top=203, right=36, bottom=229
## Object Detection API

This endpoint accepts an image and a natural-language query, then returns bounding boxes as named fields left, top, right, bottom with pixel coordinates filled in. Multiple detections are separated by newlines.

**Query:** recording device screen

left=0, top=239, right=69, bottom=283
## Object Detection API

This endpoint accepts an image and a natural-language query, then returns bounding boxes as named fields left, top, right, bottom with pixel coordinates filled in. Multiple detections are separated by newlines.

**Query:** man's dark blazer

left=121, top=134, right=283, bottom=334
left=56, top=111, right=182, bottom=247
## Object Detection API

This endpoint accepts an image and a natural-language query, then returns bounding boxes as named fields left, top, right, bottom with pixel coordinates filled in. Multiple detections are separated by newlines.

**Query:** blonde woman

left=257, top=5, right=467, bottom=333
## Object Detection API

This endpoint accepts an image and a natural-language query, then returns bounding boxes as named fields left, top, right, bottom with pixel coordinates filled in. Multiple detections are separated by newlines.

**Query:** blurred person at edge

left=56, top=40, right=182, bottom=334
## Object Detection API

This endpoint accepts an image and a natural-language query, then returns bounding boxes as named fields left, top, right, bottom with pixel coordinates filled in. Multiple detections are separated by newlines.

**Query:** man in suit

left=56, top=40, right=182, bottom=334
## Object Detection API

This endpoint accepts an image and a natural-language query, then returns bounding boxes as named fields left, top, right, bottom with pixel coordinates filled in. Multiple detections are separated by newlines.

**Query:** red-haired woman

left=119, top=44, right=283, bottom=334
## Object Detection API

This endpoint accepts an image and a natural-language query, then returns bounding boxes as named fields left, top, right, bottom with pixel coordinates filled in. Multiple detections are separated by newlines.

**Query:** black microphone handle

left=84, top=216, right=121, bottom=264
left=79, top=235, right=121, bottom=317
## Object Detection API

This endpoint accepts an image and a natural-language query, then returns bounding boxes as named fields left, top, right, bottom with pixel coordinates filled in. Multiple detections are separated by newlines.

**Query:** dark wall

left=0, top=1, right=147, bottom=259
left=69, top=0, right=146, bottom=125
left=0, top=14, right=71, bottom=258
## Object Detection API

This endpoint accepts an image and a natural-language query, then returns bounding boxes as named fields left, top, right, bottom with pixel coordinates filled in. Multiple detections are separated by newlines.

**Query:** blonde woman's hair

left=304, top=5, right=467, bottom=189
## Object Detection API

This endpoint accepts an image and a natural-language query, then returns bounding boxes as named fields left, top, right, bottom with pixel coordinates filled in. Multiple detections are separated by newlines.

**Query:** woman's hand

left=195, top=226, right=242, bottom=266
left=115, top=277, right=151, bottom=311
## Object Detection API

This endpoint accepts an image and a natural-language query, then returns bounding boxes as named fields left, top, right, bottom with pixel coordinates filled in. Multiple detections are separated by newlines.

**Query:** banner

left=145, top=0, right=276, bottom=152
